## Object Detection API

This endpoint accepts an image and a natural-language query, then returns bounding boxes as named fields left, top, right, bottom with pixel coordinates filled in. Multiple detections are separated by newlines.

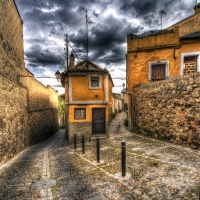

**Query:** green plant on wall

left=123, top=118, right=128, bottom=126
left=58, top=97, right=65, bottom=124
left=124, top=103, right=128, bottom=110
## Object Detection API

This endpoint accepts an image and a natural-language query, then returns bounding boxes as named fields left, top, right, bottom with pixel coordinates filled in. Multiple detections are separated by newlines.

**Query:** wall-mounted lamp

left=55, top=70, right=61, bottom=82
left=122, top=82, right=125, bottom=88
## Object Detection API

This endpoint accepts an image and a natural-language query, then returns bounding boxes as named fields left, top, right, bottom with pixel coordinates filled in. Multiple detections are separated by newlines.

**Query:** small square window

left=74, top=108, right=86, bottom=120
left=151, top=64, right=166, bottom=81
left=91, top=76, right=99, bottom=87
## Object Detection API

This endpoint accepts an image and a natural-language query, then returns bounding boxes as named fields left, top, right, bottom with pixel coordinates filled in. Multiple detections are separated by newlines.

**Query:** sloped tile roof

left=68, top=59, right=108, bottom=73
left=130, top=29, right=174, bottom=39
left=180, top=31, right=200, bottom=40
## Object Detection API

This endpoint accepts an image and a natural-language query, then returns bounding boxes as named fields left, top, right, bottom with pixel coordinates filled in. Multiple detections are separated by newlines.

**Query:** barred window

left=91, top=76, right=99, bottom=87
left=74, top=108, right=86, bottom=120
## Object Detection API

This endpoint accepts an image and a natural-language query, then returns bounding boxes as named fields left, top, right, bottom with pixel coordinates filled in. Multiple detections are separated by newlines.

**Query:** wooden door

left=151, top=64, right=165, bottom=81
left=92, top=108, right=105, bottom=135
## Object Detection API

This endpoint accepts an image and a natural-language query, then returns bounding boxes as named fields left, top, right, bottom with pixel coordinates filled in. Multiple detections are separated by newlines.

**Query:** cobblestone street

left=0, top=111, right=200, bottom=200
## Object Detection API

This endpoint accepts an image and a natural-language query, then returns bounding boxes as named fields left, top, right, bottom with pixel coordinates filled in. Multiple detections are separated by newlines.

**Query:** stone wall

left=68, top=121, right=109, bottom=144
left=132, top=72, right=200, bottom=149
left=26, top=72, right=59, bottom=145
left=0, top=75, right=28, bottom=162
left=0, top=0, right=59, bottom=164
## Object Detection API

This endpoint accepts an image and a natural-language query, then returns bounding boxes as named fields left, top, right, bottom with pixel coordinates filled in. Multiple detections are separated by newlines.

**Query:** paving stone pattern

left=0, top=111, right=200, bottom=200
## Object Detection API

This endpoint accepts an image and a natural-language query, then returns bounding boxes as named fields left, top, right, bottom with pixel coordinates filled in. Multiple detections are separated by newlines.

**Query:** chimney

left=69, top=52, right=75, bottom=68
left=194, top=3, right=200, bottom=14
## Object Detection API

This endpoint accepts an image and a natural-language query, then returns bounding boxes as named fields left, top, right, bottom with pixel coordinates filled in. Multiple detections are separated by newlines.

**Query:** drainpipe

left=125, top=53, right=133, bottom=131
left=125, top=92, right=132, bottom=131
left=174, top=45, right=181, bottom=59
left=125, top=54, right=127, bottom=93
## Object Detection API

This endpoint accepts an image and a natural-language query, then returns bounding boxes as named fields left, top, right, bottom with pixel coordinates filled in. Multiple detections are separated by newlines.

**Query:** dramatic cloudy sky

left=14, top=0, right=198, bottom=94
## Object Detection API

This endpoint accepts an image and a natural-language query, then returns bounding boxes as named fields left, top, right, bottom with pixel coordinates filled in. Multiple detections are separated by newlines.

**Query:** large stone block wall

left=0, top=0, right=24, bottom=81
left=0, top=0, right=59, bottom=164
left=0, top=70, right=59, bottom=164
left=26, top=75, right=59, bottom=145
left=28, top=109, right=58, bottom=145
left=0, top=75, right=28, bottom=163
left=132, top=72, right=200, bottom=149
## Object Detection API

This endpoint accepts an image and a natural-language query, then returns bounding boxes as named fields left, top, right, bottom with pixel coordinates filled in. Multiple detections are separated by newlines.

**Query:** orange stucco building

left=61, top=54, right=114, bottom=144
left=126, top=4, right=200, bottom=130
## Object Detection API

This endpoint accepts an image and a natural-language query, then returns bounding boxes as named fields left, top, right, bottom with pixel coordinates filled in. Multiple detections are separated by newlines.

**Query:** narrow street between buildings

left=0, top=111, right=200, bottom=200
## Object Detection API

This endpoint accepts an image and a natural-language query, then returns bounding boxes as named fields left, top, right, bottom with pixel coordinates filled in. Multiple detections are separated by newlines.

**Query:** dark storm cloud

left=70, top=14, right=140, bottom=65
left=14, top=0, right=197, bottom=70
left=119, top=0, right=196, bottom=30
left=25, top=44, right=64, bottom=67
left=120, top=0, right=158, bottom=18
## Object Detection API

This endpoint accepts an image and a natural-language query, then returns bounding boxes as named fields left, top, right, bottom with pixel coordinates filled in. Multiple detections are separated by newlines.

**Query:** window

left=151, top=64, right=165, bottom=81
left=183, top=56, right=197, bottom=75
left=149, top=61, right=169, bottom=81
left=181, top=52, right=200, bottom=75
left=74, top=108, right=86, bottom=120
left=91, top=76, right=99, bottom=87
left=89, top=76, right=102, bottom=89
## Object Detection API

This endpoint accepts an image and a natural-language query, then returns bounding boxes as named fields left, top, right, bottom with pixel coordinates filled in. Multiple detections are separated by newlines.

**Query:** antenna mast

left=64, top=34, right=69, bottom=69
left=81, top=7, right=95, bottom=60
left=86, top=10, right=89, bottom=60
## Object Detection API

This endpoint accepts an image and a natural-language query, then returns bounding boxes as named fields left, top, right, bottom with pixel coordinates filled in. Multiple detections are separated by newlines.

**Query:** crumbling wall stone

left=133, top=72, right=200, bottom=149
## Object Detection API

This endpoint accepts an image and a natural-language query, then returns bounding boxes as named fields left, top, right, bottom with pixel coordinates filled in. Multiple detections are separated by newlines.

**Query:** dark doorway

left=92, top=108, right=105, bottom=135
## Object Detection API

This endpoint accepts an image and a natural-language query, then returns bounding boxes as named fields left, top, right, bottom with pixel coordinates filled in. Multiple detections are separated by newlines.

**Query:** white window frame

left=89, top=75, right=102, bottom=89
left=148, top=61, right=169, bottom=81
left=180, top=52, right=200, bottom=75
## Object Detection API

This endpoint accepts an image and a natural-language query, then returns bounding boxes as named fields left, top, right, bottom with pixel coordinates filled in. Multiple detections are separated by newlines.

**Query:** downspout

left=125, top=53, right=133, bottom=131
left=174, top=44, right=181, bottom=59
left=125, top=92, right=132, bottom=131
left=126, top=54, right=127, bottom=93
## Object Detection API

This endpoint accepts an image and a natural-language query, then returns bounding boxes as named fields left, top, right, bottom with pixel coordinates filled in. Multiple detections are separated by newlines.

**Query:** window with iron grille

left=74, top=108, right=86, bottom=120
left=151, top=64, right=166, bottom=81
left=184, top=56, right=197, bottom=62
left=90, top=76, right=99, bottom=87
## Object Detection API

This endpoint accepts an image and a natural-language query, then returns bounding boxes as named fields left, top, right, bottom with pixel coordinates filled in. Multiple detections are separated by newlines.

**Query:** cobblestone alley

left=0, top=111, right=200, bottom=200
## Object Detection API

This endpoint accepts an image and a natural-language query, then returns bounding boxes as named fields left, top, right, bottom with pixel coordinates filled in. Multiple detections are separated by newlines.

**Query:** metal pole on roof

left=64, top=34, right=69, bottom=70
left=81, top=7, right=96, bottom=60
left=160, top=10, right=167, bottom=30
left=86, top=10, right=89, bottom=60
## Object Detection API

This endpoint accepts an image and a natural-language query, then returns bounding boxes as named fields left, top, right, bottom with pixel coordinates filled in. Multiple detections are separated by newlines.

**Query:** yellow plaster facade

left=71, top=75, right=106, bottom=101
left=127, top=5, right=200, bottom=92
left=126, top=3, right=200, bottom=131
left=68, top=104, right=110, bottom=123
left=61, top=58, right=113, bottom=144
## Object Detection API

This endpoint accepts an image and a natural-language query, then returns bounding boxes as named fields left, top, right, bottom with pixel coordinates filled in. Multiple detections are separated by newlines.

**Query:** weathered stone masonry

left=0, top=0, right=59, bottom=164
left=132, top=73, right=200, bottom=149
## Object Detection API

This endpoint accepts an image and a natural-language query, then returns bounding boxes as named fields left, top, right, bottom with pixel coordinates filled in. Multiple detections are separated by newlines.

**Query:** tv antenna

left=81, top=7, right=96, bottom=60
left=64, top=34, right=69, bottom=69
